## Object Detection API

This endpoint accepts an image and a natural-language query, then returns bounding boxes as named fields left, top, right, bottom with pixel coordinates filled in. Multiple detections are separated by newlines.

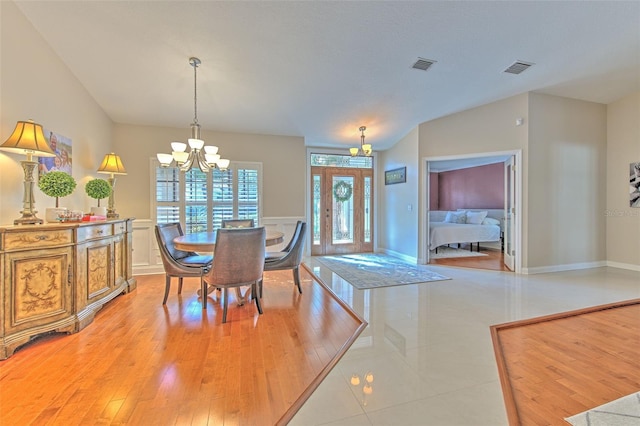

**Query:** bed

left=429, top=209, right=503, bottom=252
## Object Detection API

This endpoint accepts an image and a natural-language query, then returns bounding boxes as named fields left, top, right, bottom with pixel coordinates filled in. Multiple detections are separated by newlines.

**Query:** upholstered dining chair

left=262, top=221, right=306, bottom=295
left=155, top=223, right=213, bottom=309
left=221, top=218, right=255, bottom=228
left=203, top=227, right=266, bottom=323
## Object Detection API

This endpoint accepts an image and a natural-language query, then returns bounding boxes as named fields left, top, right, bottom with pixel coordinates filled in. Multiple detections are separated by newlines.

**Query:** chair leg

left=178, top=277, right=183, bottom=294
left=162, top=275, right=171, bottom=305
left=293, top=267, right=302, bottom=294
left=222, top=288, right=229, bottom=323
left=259, top=278, right=263, bottom=299
left=253, top=282, right=263, bottom=315
left=201, top=273, right=207, bottom=310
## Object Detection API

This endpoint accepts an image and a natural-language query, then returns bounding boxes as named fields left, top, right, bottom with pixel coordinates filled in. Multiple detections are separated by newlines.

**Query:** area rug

left=315, top=253, right=450, bottom=290
left=429, top=246, right=488, bottom=259
left=565, top=391, right=640, bottom=425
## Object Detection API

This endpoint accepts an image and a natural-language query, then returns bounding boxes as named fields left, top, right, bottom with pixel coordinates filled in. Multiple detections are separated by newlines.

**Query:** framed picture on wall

left=385, top=167, right=406, bottom=185
left=38, top=129, right=72, bottom=177
left=631, top=161, right=640, bottom=208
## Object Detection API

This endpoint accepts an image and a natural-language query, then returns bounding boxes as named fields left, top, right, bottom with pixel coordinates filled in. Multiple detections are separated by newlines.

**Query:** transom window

left=310, top=153, right=373, bottom=169
left=154, top=160, right=262, bottom=234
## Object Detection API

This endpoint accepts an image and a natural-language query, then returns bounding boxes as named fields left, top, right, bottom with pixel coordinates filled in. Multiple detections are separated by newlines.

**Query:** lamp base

left=107, top=212, right=119, bottom=219
left=14, top=213, right=44, bottom=225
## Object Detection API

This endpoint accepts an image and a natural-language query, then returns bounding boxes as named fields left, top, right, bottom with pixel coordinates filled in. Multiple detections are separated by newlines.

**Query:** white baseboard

left=522, top=260, right=607, bottom=275
left=606, top=261, right=640, bottom=272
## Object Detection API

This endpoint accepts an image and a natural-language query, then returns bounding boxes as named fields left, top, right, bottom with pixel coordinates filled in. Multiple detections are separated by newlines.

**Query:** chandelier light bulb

left=205, top=153, right=220, bottom=165
left=204, top=145, right=219, bottom=155
left=188, top=138, right=205, bottom=150
left=157, top=153, right=173, bottom=167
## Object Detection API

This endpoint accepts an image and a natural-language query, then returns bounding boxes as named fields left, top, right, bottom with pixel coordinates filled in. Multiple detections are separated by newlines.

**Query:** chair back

left=266, top=222, right=306, bottom=269
left=222, top=219, right=255, bottom=228
left=281, top=220, right=303, bottom=253
left=206, top=227, right=266, bottom=287
left=286, top=221, right=307, bottom=266
left=155, top=223, right=206, bottom=278
left=155, top=223, right=195, bottom=260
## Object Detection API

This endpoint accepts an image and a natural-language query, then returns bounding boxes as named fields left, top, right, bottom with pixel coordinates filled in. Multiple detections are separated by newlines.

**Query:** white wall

left=112, top=124, right=306, bottom=221
left=417, top=93, right=530, bottom=265
left=606, top=91, right=640, bottom=270
left=1, top=2, right=114, bottom=225
left=378, top=127, right=420, bottom=260
left=527, top=93, right=607, bottom=270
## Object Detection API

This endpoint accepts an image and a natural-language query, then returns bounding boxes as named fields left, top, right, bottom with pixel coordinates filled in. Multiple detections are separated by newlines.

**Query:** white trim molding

left=606, top=261, right=640, bottom=272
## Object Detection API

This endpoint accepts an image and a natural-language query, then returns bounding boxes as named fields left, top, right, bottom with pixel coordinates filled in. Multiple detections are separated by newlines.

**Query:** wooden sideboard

left=0, top=218, right=136, bottom=359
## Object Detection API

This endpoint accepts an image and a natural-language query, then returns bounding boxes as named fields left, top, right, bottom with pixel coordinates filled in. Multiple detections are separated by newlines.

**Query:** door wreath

left=333, top=181, right=353, bottom=203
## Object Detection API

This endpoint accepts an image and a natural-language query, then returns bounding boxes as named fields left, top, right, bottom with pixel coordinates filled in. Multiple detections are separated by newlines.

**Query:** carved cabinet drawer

left=113, top=221, right=128, bottom=235
left=77, top=224, right=113, bottom=242
left=2, top=229, right=73, bottom=250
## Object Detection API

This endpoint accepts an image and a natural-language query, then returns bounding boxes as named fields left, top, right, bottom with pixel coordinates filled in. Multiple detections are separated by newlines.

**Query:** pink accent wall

left=429, top=173, right=439, bottom=210
left=436, top=163, right=504, bottom=210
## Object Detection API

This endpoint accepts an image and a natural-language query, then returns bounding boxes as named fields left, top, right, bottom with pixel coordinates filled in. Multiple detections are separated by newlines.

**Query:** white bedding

left=429, top=221, right=501, bottom=251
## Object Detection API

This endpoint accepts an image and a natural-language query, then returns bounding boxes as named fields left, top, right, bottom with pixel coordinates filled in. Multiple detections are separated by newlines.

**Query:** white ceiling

left=14, top=1, right=640, bottom=151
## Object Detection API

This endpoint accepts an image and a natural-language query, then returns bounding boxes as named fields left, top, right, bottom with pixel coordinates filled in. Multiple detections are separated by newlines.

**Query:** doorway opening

left=422, top=150, right=522, bottom=273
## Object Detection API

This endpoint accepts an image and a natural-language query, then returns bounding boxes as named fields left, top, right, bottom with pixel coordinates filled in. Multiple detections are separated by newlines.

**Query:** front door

left=311, top=166, right=373, bottom=255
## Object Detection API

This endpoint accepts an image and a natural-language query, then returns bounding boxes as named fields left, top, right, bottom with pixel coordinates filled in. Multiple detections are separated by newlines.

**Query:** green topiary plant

left=85, top=178, right=112, bottom=207
left=38, top=171, right=77, bottom=208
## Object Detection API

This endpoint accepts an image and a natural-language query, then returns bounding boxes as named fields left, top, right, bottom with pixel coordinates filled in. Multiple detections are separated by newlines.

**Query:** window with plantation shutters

left=153, top=160, right=262, bottom=234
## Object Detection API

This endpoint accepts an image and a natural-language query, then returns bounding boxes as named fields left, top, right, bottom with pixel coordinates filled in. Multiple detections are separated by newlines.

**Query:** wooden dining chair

left=155, top=223, right=213, bottom=309
left=204, top=227, right=266, bottom=323
left=221, top=219, right=255, bottom=228
left=262, top=221, right=306, bottom=295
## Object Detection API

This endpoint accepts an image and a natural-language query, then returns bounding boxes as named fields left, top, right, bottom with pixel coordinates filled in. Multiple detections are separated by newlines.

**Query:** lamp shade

left=0, top=120, right=56, bottom=158
left=97, top=152, right=127, bottom=175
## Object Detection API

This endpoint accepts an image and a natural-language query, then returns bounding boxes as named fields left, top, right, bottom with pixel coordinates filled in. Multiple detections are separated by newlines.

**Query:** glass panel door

left=332, top=176, right=355, bottom=245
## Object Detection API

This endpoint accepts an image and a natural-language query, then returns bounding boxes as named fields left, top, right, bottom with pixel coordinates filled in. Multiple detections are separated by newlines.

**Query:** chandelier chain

left=191, top=57, right=200, bottom=125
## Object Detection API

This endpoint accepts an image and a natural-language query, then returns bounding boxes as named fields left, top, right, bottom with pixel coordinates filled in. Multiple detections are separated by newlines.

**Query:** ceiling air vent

left=412, top=57, right=437, bottom=71
left=503, top=60, right=534, bottom=75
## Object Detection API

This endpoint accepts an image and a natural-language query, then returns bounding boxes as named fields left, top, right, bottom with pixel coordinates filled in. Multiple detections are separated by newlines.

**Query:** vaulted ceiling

left=14, top=1, right=640, bottom=150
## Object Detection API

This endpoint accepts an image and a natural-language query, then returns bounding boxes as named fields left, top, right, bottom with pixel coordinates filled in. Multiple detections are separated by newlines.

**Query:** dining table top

left=173, top=228, right=284, bottom=252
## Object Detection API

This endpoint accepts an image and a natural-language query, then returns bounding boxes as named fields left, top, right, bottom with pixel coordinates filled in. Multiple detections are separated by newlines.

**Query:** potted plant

left=38, top=171, right=77, bottom=222
left=85, top=178, right=112, bottom=216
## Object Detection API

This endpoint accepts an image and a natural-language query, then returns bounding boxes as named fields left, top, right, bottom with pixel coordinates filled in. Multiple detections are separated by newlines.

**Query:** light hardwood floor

left=491, top=299, right=640, bottom=425
left=430, top=245, right=511, bottom=272
left=0, top=269, right=365, bottom=425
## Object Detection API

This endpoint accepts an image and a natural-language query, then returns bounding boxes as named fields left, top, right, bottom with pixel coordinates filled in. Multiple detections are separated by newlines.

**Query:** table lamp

left=97, top=152, right=127, bottom=219
left=0, top=120, right=57, bottom=225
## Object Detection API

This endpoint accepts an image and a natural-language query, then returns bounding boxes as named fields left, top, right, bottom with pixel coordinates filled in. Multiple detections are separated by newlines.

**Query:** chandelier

left=157, top=57, right=230, bottom=172
left=350, top=126, right=372, bottom=157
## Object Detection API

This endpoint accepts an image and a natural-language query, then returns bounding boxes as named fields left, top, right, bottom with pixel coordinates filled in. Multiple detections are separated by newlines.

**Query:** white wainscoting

left=132, top=217, right=305, bottom=276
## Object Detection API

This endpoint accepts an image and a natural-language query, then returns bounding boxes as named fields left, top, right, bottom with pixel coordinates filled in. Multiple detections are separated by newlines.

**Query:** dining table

left=173, top=228, right=284, bottom=253
left=173, top=228, right=285, bottom=305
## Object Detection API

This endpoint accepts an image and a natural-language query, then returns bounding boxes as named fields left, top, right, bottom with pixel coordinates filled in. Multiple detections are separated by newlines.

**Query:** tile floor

left=290, top=258, right=640, bottom=426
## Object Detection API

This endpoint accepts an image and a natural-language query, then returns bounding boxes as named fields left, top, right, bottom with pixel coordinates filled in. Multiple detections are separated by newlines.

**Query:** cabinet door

left=3, top=247, right=73, bottom=333
left=113, top=234, right=125, bottom=287
left=77, top=240, right=113, bottom=306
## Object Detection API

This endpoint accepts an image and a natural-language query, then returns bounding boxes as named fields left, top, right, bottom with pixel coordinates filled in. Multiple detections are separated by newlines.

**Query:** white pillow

left=444, top=211, right=466, bottom=224
left=482, top=217, right=500, bottom=226
left=466, top=211, right=488, bottom=224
